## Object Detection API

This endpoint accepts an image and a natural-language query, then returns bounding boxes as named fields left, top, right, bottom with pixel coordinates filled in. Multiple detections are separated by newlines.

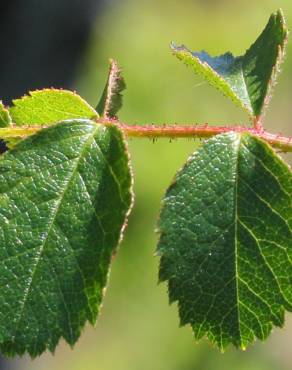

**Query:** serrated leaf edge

left=10, top=88, right=98, bottom=126
left=0, top=120, right=134, bottom=357
left=170, top=43, right=253, bottom=117
left=256, top=18, right=288, bottom=124
left=157, top=132, right=292, bottom=351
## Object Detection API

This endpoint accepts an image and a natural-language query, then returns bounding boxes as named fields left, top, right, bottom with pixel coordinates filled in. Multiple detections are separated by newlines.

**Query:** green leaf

left=9, top=89, right=98, bottom=126
left=171, top=9, right=288, bottom=120
left=96, top=59, right=126, bottom=118
left=0, top=119, right=133, bottom=357
left=0, top=127, right=40, bottom=150
left=157, top=132, right=292, bottom=350
left=0, top=101, right=12, bottom=128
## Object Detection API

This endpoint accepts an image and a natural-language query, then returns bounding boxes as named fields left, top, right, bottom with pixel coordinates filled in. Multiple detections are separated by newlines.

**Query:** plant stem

left=119, top=123, right=292, bottom=152
left=1, top=122, right=291, bottom=152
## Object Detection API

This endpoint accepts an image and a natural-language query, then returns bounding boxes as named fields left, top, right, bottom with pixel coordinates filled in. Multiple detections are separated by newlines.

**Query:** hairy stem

left=0, top=122, right=291, bottom=152
left=118, top=123, right=292, bottom=152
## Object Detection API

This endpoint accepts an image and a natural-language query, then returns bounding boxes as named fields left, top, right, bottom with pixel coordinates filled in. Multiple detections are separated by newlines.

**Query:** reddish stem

left=116, top=122, right=292, bottom=152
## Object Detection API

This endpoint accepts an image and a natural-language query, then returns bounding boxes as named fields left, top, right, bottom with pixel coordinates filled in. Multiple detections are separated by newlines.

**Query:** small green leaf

left=0, top=101, right=12, bottom=128
left=157, top=132, right=292, bottom=350
left=9, top=89, right=98, bottom=126
left=96, top=59, right=126, bottom=118
left=0, top=119, right=133, bottom=357
left=172, top=9, right=287, bottom=120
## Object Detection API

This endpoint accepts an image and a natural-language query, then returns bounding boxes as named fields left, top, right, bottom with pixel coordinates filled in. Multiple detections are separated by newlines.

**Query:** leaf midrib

left=233, top=134, right=242, bottom=348
left=10, top=124, right=100, bottom=340
left=238, top=60, right=253, bottom=116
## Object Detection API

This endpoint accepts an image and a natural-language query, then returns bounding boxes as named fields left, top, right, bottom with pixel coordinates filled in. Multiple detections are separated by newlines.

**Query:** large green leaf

left=0, top=119, right=133, bottom=356
left=157, top=132, right=292, bottom=350
left=171, top=9, right=287, bottom=120
left=96, top=59, right=126, bottom=118
left=0, top=101, right=12, bottom=128
left=9, top=89, right=98, bottom=126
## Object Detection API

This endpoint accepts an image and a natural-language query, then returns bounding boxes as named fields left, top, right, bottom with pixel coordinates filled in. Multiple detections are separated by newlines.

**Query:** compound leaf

left=172, top=9, right=287, bottom=121
left=0, top=102, right=12, bottom=128
left=96, top=59, right=126, bottom=118
left=9, top=89, right=98, bottom=126
left=157, top=132, right=292, bottom=350
left=0, top=119, right=133, bottom=357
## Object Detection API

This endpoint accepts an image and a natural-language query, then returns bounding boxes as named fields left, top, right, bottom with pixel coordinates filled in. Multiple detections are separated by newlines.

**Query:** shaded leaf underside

left=171, top=9, right=288, bottom=119
left=96, top=59, right=126, bottom=118
left=0, top=120, right=132, bottom=356
left=158, top=132, right=292, bottom=350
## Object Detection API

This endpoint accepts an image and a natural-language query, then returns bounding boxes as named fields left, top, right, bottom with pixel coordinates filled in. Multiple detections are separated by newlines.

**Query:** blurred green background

left=12, top=0, right=292, bottom=369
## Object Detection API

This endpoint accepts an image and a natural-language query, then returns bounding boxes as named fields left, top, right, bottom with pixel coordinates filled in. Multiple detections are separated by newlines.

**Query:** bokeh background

left=0, top=0, right=292, bottom=370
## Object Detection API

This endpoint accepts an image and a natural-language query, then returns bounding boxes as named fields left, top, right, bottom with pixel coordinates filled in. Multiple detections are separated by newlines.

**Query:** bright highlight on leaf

left=9, top=89, right=98, bottom=126
left=171, top=9, right=288, bottom=121
left=157, top=132, right=292, bottom=350
left=0, top=120, right=132, bottom=356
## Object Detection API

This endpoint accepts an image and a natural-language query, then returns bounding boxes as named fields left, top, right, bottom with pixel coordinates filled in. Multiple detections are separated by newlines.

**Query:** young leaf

left=96, top=59, right=126, bottom=118
left=9, top=89, right=98, bottom=126
left=0, top=119, right=133, bottom=357
left=171, top=9, right=288, bottom=121
left=0, top=101, right=12, bottom=128
left=157, top=132, right=292, bottom=350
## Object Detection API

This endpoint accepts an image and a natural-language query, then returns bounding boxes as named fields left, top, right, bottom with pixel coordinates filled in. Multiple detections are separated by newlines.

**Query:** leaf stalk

left=117, top=122, right=292, bottom=152
left=0, top=121, right=291, bottom=152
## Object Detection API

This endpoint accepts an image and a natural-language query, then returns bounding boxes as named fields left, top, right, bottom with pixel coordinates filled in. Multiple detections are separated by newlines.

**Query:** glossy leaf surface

left=158, top=132, right=292, bottom=350
left=0, top=120, right=132, bottom=356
